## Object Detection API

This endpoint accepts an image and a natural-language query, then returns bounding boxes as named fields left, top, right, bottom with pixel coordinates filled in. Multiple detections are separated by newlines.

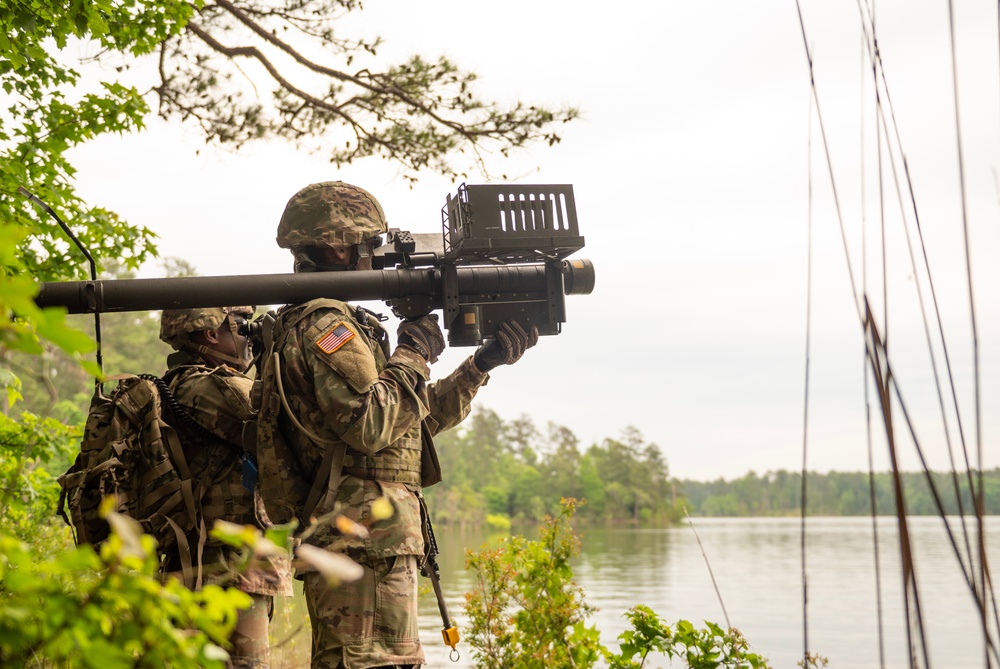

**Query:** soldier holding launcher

left=257, top=181, right=537, bottom=669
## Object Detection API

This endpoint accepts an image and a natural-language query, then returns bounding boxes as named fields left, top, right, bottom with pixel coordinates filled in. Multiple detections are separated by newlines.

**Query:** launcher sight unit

left=34, top=184, right=595, bottom=347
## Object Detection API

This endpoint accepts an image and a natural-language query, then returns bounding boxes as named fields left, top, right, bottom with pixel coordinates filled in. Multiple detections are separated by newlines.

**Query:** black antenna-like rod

left=17, top=187, right=104, bottom=383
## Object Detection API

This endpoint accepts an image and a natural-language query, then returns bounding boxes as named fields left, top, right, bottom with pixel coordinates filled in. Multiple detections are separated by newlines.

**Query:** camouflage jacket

left=274, top=299, right=488, bottom=563
left=165, top=352, right=293, bottom=596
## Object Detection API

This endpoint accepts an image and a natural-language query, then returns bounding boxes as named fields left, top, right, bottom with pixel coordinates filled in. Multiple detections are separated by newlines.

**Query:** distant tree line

left=427, top=411, right=1000, bottom=524
left=678, top=469, right=1000, bottom=517
left=426, top=409, right=682, bottom=527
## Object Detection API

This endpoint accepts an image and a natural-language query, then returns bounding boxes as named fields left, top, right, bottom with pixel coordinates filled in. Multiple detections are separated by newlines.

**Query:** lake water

left=272, top=516, right=999, bottom=668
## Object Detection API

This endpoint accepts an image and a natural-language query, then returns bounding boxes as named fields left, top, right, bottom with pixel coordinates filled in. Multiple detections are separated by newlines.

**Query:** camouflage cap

left=159, top=306, right=254, bottom=349
left=276, top=181, right=388, bottom=249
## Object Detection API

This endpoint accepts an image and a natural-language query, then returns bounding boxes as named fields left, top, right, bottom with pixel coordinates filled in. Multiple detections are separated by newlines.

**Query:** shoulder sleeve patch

left=310, top=321, right=380, bottom=394
left=316, top=323, right=356, bottom=354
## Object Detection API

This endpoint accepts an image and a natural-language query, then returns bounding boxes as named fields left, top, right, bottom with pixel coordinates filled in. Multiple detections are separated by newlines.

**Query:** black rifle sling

left=147, top=372, right=248, bottom=462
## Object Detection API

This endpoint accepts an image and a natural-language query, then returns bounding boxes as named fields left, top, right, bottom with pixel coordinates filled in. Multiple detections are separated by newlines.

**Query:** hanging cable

left=854, top=0, right=983, bottom=607
left=864, top=304, right=928, bottom=669
left=945, top=4, right=988, bottom=663
left=17, top=187, right=103, bottom=389
left=856, top=0, right=1000, bottom=649
left=859, top=14, right=887, bottom=665
left=799, top=83, right=814, bottom=669
left=792, top=5, right=933, bottom=665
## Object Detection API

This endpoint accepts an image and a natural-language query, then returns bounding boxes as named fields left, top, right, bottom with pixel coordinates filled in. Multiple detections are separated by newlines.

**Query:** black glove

left=396, top=314, right=446, bottom=363
left=473, top=320, right=539, bottom=373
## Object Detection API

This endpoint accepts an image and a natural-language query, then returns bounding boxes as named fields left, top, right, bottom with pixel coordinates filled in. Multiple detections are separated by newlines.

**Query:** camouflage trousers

left=304, top=554, right=424, bottom=669
left=230, top=592, right=274, bottom=669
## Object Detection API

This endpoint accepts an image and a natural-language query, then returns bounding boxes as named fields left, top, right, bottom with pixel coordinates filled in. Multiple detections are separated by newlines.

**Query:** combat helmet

left=160, top=306, right=255, bottom=371
left=276, top=181, right=387, bottom=250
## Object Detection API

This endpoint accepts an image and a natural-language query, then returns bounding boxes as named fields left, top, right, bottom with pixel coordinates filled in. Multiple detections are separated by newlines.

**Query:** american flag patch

left=316, top=323, right=355, bottom=354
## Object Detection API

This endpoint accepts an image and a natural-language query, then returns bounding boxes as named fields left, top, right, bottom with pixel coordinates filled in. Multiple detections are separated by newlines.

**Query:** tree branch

left=183, top=20, right=360, bottom=132
left=209, top=0, right=474, bottom=138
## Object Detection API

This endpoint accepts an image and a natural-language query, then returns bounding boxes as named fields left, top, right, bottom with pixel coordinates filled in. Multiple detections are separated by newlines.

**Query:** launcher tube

left=35, top=261, right=594, bottom=315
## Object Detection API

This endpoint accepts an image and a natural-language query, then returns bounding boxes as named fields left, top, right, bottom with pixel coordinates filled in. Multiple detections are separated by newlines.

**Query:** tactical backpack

left=57, top=373, right=237, bottom=587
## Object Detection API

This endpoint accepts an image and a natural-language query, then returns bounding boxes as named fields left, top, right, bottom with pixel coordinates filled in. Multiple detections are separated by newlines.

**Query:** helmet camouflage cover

left=160, top=306, right=254, bottom=349
left=276, top=181, right=388, bottom=249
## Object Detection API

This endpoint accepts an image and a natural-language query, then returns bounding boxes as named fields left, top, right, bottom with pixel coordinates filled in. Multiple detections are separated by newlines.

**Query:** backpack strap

left=161, top=514, right=195, bottom=587
left=158, top=511, right=209, bottom=590
left=300, top=414, right=347, bottom=525
left=147, top=371, right=243, bottom=589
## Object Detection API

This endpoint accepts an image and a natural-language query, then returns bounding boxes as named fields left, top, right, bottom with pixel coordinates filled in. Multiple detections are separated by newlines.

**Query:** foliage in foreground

left=610, top=606, right=769, bottom=669
left=0, top=408, right=79, bottom=549
left=464, top=498, right=602, bottom=668
left=463, top=498, right=776, bottom=669
left=0, top=509, right=247, bottom=669
left=0, top=259, right=284, bottom=669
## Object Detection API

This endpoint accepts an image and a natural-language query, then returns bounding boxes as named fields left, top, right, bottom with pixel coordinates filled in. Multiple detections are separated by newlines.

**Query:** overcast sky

left=63, top=0, right=1000, bottom=481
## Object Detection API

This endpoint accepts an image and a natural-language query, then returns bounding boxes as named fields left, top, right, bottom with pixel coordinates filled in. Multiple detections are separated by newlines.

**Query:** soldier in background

left=159, top=306, right=293, bottom=669
left=261, top=181, right=537, bottom=669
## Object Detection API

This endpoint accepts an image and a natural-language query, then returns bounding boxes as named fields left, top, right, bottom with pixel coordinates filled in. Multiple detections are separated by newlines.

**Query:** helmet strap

left=223, top=314, right=252, bottom=372
left=183, top=342, right=247, bottom=370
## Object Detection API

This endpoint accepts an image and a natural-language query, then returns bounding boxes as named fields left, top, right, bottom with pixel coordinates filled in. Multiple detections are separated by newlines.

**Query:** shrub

left=0, top=507, right=246, bottom=668
left=464, top=498, right=777, bottom=669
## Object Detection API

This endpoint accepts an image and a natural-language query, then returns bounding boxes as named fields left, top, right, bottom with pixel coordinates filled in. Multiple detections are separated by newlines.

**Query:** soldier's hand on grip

left=473, top=320, right=539, bottom=373
left=396, top=314, right=446, bottom=363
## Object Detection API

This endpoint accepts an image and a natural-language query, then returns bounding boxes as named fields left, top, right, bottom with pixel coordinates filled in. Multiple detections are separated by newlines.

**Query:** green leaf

left=82, top=638, right=132, bottom=669
left=33, top=308, right=97, bottom=355
left=79, top=358, right=104, bottom=378
left=263, top=521, right=297, bottom=550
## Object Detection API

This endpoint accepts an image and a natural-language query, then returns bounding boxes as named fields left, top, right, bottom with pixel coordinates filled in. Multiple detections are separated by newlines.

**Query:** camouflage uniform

left=276, top=300, right=487, bottom=668
left=271, top=182, right=489, bottom=669
left=160, top=308, right=293, bottom=669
